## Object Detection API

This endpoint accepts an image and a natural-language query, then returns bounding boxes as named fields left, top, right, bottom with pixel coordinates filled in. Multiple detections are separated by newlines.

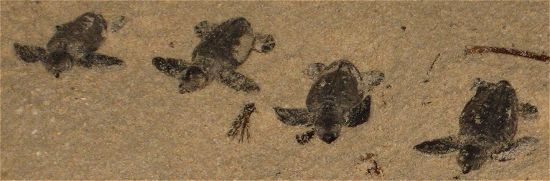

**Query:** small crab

left=13, top=12, right=123, bottom=78
left=273, top=60, right=384, bottom=144
left=152, top=17, right=275, bottom=94
left=414, top=79, right=539, bottom=174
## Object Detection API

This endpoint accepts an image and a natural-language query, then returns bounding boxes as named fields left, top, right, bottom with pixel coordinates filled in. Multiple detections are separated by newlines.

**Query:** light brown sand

left=1, top=1, right=548, bottom=179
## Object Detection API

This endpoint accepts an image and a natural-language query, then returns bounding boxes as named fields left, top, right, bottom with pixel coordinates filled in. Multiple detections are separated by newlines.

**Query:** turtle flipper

left=253, top=33, right=275, bottom=53
left=414, top=136, right=460, bottom=154
left=219, top=70, right=260, bottom=92
left=346, top=95, right=371, bottom=127
left=13, top=43, right=47, bottom=63
left=81, top=53, right=124, bottom=67
left=273, top=107, right=310, bottom=126
left=296, top=129, right=315, bottom=145
left=304, top=63, right=326, bottom=79
left=491, top=136, right=539, bottom=161
left=194, top=20, right=218, bottom=39
left=362, top=70, right=385, bottom=92
left=518, top=102, right=538, bottom=120
left=152, top=57, right=189, bottom=77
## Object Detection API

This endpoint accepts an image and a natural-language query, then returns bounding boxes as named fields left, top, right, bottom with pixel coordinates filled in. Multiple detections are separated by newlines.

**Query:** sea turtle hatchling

left=273, top=60, right=384, bottom=144
left=152, top=17, right=275, bottom=94
left=414, top=79, right=539, bottom=174
left=13, top=12, right=124, bottom=78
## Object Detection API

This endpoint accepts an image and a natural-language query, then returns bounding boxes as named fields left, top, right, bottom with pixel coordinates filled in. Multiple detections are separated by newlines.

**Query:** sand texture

left=1, top=1, right=549, bottom=179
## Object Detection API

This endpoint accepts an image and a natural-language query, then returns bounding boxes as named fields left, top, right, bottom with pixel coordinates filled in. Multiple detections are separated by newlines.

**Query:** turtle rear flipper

left=492, top=136, right=539, bottom=161
left=346, top=95, right=371, bottom=127
left=273, top=107, right=310, bottom=126
left=253, top=33, right=275, bottom=53
left=414, top=136, right=460, bottom=154
left=304, top=63, right=326, bottom=80
left=13, top=43, right=47, bottom=63
left=152, top=57, right=189, bottom=77
left=194, top=20, right=218, bottom=39
left=362, top=70, right=385, bottom=92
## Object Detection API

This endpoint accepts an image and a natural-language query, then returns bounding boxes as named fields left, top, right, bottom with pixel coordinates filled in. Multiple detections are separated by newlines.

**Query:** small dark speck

left=385, top=85, right=391, bottom=89
left=422, top=79, right=429, bottom=83
left=33, top=1, right=41, bottom=4
left=421, top=101, right=432, bottom=106
left=275, top=171, right=281, bottom=176
left=169, top=42, right=175, bottom=48
left=70, top=87, right=76, bottom=90
left=452, top=175, right=460, bottom=180
left=401, top=26, right=406, bottom=31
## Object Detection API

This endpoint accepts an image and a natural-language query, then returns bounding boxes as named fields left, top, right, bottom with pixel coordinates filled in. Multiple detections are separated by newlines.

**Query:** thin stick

left=465, top=45, right=549, bottom=62
left=227, top=103, right=256, bottom=143
left=427, top=53, right=441, bottom=76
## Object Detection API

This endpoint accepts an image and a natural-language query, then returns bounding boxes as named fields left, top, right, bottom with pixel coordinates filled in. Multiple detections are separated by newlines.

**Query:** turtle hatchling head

left=312, top=107, right=343, bottom=144
left=178, top=66, right=208, bottom=94
left=457, top=145, right=487, bottom=174
left=44, top=51, right=73, bottom=78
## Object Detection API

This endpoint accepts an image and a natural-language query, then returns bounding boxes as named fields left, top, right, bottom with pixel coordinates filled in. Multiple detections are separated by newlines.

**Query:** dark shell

left=459, top=80, right=518, bottom=146
left=192, top=17, right=254, bottom=68
left=306, top=60, right=363, bottom=112
left=47, top=12, right=107, bottom=54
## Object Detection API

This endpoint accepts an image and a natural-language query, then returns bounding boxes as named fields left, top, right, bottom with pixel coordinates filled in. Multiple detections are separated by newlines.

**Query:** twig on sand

left=465, top=45, right=549, bottom=62
left=227, top=103, right=256, bottom=143
left=427, top=53, right=441, bottom=76
left=422, top=53, right=441, bottom=83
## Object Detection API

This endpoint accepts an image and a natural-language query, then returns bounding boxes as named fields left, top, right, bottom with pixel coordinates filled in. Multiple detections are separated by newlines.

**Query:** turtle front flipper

left=253, top=33, right=275, bottom=53
left=152, top=57, right=189, bottom=77
left=296, top=129, right=315, bottom=145
left=219, top=70, right=260, bottom=92
left=491, top=136, right=538, bottom=161
left=13, top=43, right=47, bottom=63
left=345, top=95, right=371, bottom=127
left=81, top=53, right=124, bottom=67
left=414, top=136, right=460, bottom=154
left=273, top=107, right=310, bottom=126
left=362, top=70, right=385, bottom=92
left=304, top=63, right=326, bottom=80
left=194, top=20, right=218, bottom=39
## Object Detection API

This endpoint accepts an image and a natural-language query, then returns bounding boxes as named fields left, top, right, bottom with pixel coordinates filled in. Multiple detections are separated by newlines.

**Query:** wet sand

left=1, top=1, right=548, bottom=179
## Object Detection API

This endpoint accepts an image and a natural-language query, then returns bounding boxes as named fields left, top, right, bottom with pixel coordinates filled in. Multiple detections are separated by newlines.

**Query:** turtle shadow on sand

left=13, top=12, right=124, bottom=78
left=152, top=17, right=276, bottom=94
left=414, top=78, right=539, bottom=175
left=273, top=60, right=384, bottom=144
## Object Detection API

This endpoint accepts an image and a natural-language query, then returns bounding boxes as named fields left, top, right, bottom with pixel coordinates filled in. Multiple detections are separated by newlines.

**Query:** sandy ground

left=1, top=1, right=548, bottom=179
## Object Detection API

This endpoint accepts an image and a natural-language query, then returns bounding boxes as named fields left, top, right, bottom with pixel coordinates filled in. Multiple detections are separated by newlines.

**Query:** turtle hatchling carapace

left=273, top=60, right=384, bottom=144
left=414, top=79, right=539, bottom=175
left=13, top=12, right=124, bottom=78
left=152, top=17, right=276, bottom=94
